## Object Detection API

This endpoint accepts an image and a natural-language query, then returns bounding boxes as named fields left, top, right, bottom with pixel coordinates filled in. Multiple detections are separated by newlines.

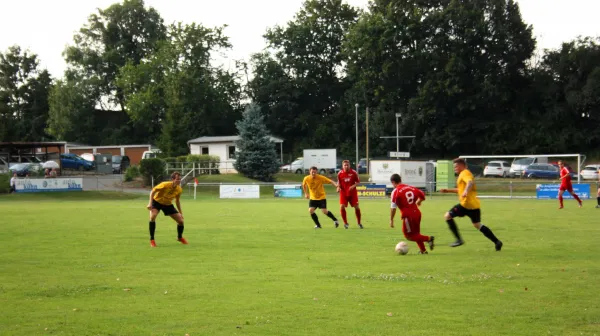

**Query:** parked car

left=483, top=160, right=511, bottom=178
left=112, top=155, right=130, bottom=174
left=142, top=149, right=162, bottom=160
left=357, top=158, right=368, bottom=174
left=580, top=164, right=600, bottom=180
left=523, top=163, right=578, bottom=179
left=9, top=163, right=42, bottom=177
left=60, top=153, right=94, bottom=171
left=280, top=158, right=304, bottom=174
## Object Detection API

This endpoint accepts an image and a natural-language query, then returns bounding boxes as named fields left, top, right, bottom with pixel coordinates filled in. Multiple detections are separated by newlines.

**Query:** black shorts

left=152, top=199, right=179, bottom=216
left=309, top=199, right=327, bottom=209
left=448, top=204, right=481, bottom=223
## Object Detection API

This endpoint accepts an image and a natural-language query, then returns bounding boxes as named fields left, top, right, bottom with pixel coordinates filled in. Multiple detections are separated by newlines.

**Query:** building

left=66, top=144, right=156, bottom=165
left=187, top=135, right=284, bottom=173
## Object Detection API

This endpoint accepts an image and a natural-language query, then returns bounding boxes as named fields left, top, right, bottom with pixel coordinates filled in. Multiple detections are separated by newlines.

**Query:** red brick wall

left=124, top=147, right=147, bottom=165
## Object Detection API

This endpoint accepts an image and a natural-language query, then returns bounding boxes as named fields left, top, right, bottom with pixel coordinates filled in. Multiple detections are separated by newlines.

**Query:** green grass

left=1, top=192, right=599, bottom=335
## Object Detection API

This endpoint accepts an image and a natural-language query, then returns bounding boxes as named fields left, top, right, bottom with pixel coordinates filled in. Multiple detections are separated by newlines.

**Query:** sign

left=436, top=160, right=455, bottom=191
left=536, top=184, right=590, bottom=199
left=15, top=178, right=83, bottom=193
left=389, top=151, right=410, bottom=158
left=274, top=185, right=303, bottom=198
left=219, top=185, right=260, bottom=199
left=356, top=184, right=386, bottom=198
left=369, top=160, right=427, bottom=188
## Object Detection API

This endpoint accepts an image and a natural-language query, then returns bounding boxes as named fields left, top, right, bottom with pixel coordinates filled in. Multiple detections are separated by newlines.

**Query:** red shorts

left=559, top=184, right=573, bottom=192
left=402, top=211, right=422, bottom=237
left=340, top=191, right=359, bottom=207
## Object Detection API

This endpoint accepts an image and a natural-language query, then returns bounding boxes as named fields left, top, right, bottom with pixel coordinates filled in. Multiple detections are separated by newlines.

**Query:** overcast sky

left=0, top=0, right=598, bottom=78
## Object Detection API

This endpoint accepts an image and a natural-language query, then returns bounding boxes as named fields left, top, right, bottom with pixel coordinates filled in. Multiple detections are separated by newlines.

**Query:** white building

left=187, top=135, right=284, bottom=173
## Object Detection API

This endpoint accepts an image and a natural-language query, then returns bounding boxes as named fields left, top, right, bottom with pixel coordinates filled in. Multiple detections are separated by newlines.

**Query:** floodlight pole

left=355, top=103, right=359, bottom=170
left=395, top=113, right=401, bottom=159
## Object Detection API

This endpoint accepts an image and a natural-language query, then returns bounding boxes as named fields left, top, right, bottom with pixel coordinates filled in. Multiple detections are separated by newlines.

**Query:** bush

left=124, top=165, right=141, bottom=182
left=139, top=158, right=166, bottom=186
left=186, top=154, right=220, bottom=175
left=0, top=173, right=9, bottom=193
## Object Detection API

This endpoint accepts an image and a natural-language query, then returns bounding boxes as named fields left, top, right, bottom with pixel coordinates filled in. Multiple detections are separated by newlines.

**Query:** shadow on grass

left=0, top=191, right=144, bottom=201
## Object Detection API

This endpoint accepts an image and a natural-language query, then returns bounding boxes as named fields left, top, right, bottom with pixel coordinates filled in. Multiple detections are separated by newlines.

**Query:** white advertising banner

left=15, top=178, right=83, bottom=193
left=219, top=185, right=260, bottom=199
left=369, top=160, right=427, bottom=187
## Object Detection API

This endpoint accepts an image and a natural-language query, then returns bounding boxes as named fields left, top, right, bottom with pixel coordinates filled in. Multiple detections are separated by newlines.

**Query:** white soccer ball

left=395, top=241, right=409, bottom=255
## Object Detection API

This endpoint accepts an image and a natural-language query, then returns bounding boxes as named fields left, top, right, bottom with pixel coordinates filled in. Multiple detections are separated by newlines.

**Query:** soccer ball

left=395, top=241, right=409, bottom=255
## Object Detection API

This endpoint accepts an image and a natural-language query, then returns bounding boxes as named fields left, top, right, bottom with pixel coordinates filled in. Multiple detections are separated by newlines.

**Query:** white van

left=509, top=157, right=548, bottom=177
left=142, top=149, right=162, bottom=160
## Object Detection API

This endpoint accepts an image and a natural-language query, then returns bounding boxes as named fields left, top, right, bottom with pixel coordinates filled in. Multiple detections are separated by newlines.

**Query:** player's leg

left=320, top=200, right=339, bottom=227
left=148, top=208, right=159, bottom=247
left=339, top=193, right=349, bottom=227
left=351, top=195, right=363, bottom=228
left=567, top=188, right=582, bottom=206
left=308, top=201, right=321, bottom=228
left=444, top=205, right=464, bottom=247
left=470, top=210, right=502, bottom=251
left=404, top=215, right=430, bottom=253
left=168, top=207, right=187, bottom=244
left=558, top=189, right=565, bottom=208
left=596, top=188, right=600, bottom=208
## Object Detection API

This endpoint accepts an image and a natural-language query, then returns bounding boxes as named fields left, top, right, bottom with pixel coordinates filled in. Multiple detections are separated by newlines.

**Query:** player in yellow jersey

left=440, top=158, right=503, bottom=251
left=146, top=171, right=187, bottom=247
left=302, top=166, right=340, bottom=229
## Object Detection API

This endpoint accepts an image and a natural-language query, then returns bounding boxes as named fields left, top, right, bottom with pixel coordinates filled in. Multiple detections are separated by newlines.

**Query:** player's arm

left=175, top=194, right=183, bottom=218
left=462, top=179, right=474, bottom=197
left=415, top=188, right=426, bottom=206
left=147, top=188, right=157, bottom=209
left=336, top=172, right=342, bottom=192
left=349, top=174, right=360, bottom=190
left=302, top=179, right=310, bottom=199
left=439, top=188, right=458, bottom=193
left=321, top=175, right=338, bottom=187
left=389, top=189, right=398, bottom=228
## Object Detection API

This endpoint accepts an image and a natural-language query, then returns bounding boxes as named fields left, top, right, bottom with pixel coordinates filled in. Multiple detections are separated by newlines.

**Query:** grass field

left=1, top=192, right=599, bottom=336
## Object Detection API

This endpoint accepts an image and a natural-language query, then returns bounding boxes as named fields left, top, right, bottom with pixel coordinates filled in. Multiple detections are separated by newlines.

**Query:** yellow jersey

left=457, top=169, right=480, bottom=209
left=302, top=174, right=332, bottom=200
left=152, top=181, right=182, bottom=205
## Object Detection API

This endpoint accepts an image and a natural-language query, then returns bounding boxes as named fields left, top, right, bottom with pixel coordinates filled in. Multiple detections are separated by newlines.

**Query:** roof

left=0, top=141, right=67, bottom=149
left=188, top=135, right=284, bottom=144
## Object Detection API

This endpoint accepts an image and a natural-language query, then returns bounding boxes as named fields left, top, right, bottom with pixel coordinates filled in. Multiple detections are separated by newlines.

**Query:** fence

left=164, top=161, right=238, bottom=177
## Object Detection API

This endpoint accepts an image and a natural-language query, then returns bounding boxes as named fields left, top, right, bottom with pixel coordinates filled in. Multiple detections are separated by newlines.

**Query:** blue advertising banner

left=356, top=184, right=387, bottom=198
left=274, top=185, right=303, bottom=198
left=536, top=184, right=590, bottom=199
left=15, top=178, right=83, bottom=193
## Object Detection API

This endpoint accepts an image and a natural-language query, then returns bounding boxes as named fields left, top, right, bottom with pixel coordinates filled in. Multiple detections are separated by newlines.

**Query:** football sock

left=340, top=207, right=348, bottom=224
left=149, top=221, right=156, bottom=240
left=416, top=241, right=426, bottom=252
left=326, top=211, right=338, bottom=222
left=311, top=213, right=321, bottom=227
left=559, top=195, right=564, bottom=207
left=597, top=196, right=600, bottom=206
left=572, top=194, right=581, bottom=203
left=355, top=208, right=362, bottom=224
left=446, top=219, right=462, bottom=240
left=479, top=225, right=499, bottom=243
left=406, top=233, right=430, bottom=243
left=177, top=223, right=184, bottom=239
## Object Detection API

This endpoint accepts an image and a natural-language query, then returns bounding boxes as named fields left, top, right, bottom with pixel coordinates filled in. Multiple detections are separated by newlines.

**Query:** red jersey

left=337, top=169, right=360, bottom=194
left=560, top=167, right=571, bottom=185
left=391, top=184, right=426, bottom=216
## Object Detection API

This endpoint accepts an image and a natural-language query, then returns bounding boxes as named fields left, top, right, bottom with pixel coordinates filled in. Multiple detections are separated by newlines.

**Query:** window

left=201, top=147, right=209, bottom=155
left=228, top=146, right=236, bottom=159
left=488, top=162, right=500, bottom=167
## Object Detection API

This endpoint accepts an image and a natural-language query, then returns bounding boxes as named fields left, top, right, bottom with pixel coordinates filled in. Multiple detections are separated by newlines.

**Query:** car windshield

left=488, top=163, right=500, bottom=167
left=292, top=159, right=302, bottom=164
left=113, top=156, right=121, bottom=163
left=514, top=158, right=535, bottom=165
left=11, top=163, right=29, bottom=170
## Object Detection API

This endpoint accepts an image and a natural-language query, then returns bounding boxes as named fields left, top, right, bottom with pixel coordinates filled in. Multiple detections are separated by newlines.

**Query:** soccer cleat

left=344, top=224, right=349, bottom=229
left=428, top=236, right=435, bottom=251
left=418, top=251, right=428, bottom=254
left=495, top=240, right=503, bottom=251
left=578, top=201, right=583, bottom=208
left=335, top=221, right=339, bottom=228
left=558, top=206, right=564, bottom=209
left=596, top=205, right=600, bottom=208
left=177, top=237, right=188, bottom=244
left=358, top=224, right=364, bottom=229
left=150, top=240, right=157, bottom=248
left=314, top=225, right=322, bottom=229
left=450, top=240, right=464, bottom=247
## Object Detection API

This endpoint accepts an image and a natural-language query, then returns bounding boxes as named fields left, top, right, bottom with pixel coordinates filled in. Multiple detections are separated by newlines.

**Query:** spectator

left=44, top=168, right=50, bottom=178
left=50, top=168, right=58, bottom=178
left=9, top=173, right=17, bottom=194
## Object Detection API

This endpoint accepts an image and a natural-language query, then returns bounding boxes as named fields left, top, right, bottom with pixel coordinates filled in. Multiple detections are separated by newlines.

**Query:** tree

left=233, top=104, right=280, bottom=181
left=0, top=45, right=53, bottom=141
left=248, top=0, right=359, bottom=157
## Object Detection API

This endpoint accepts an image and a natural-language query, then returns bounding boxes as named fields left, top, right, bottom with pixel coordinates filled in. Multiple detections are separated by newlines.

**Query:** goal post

left=459, top=153, right=586, bottom=183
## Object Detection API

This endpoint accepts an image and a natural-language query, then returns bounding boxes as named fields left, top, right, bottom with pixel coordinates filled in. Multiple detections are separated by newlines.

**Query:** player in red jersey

left=557, top=160, right=582, bottom=209
left=337, top=160, right=363, bottom=229
left=389, top=173, right=434, bottom=254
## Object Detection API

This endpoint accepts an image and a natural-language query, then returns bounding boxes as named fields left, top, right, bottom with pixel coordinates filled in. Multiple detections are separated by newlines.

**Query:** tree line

left=1, top=0, right=599, bottom=161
